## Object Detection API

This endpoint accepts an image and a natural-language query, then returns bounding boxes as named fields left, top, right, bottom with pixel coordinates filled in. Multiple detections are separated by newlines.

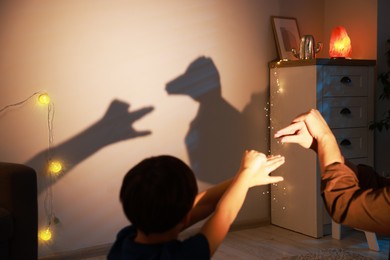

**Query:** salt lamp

left=329, top=26, right=352, bottom=58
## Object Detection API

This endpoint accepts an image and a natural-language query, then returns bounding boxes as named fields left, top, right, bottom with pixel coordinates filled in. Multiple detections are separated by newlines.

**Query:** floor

left=67, top=225, right=390, bottom=260
left=212, top=225, right=389, bottom=260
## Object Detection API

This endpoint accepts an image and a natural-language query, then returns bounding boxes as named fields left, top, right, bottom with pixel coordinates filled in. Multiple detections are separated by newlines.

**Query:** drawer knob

left=340, top=76, right=352, bottom=84
left=340, top=139, right=351, bottom=146
left=340, top=108, right=352, bottom=115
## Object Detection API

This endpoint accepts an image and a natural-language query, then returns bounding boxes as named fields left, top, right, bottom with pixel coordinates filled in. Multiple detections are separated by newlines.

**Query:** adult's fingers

left=274, top=122, right=305, bottom=138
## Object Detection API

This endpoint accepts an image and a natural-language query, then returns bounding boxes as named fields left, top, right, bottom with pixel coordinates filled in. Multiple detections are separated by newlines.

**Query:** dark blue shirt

left=108, top=225, right=210, bottom=259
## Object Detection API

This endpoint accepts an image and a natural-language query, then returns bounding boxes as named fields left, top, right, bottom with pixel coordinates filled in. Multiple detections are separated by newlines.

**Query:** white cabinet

left=269, top=59, right=375, bottom=238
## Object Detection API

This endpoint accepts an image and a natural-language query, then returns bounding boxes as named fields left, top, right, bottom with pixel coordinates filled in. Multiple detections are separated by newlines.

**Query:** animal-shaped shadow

left=166, top=56, right=263, bottom=184
left=25, top=99, right=154, bottom=194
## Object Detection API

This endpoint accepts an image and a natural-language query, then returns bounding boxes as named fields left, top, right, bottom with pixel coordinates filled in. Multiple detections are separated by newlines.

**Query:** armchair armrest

left=0, top=162, right=38, bottom=260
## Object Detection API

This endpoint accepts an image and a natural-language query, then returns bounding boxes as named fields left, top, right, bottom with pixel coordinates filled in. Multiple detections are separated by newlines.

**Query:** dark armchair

left=0, top=162, right=38, bottom=259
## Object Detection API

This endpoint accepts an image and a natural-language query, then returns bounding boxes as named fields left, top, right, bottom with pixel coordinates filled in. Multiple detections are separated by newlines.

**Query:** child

left=108, top=150, right=285, bottom=259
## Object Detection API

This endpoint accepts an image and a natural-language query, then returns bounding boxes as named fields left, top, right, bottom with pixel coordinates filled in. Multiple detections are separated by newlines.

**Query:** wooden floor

left=212, top=225, right=389, bottom=260
left=55, top=225, right=390, bottom=260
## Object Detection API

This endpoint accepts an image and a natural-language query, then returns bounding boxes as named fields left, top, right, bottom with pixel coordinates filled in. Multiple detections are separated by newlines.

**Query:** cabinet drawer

left=321, top=97, right=368, bottom=128
left=332, top=128, right=368, bottom=159
left=321, top=66, right=368, bottom=97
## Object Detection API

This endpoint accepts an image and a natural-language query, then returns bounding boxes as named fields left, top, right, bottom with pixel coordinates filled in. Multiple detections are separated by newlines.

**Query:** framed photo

left=271, top=16, right=301, bottom=61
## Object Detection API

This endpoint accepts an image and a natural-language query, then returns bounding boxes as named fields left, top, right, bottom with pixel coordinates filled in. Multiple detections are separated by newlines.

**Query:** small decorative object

left=271, top=16, right=300, bottom=61
left=292, top=35, right=323, bottom=60
left=329, top=26, right=352, bottom=58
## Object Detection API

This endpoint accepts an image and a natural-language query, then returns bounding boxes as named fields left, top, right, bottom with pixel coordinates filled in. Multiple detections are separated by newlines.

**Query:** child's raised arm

left=199, top=150, right=284, bottom=256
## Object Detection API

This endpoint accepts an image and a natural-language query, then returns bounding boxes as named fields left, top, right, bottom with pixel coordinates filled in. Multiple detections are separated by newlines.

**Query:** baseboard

left=231, top=219, right=270, bottom=231
left=39, top=219, right=270, bottom=259
left=39, top=243, right=112, bottom=260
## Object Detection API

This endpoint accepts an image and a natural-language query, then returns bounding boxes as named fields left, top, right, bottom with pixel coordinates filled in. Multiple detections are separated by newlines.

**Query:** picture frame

left=271, top=16, right=301, bottom=61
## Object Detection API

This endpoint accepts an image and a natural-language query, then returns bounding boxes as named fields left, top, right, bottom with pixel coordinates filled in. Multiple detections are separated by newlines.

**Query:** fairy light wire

left=0, top=91, right=42, bottom=114
left=44, top=101, right=57, bottom=229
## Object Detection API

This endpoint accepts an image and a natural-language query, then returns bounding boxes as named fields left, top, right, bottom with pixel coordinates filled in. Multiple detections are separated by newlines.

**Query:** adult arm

left=322, top=162, right=390, bottom=235
left=274, top=109, right=343, bottom=172
left=274, top=109, right=390, bottom=235
left=345, top=161, right=390, bottom=189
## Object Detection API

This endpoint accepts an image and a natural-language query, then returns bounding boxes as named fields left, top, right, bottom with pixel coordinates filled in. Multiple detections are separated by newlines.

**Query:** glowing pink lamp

left=329, top=26, right=352, bottom=59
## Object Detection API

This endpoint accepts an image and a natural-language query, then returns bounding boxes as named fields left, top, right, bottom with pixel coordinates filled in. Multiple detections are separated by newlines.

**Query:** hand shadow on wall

left=166, top=56, right=265, bottom=184
left=26, top=99, right=154, bottom=195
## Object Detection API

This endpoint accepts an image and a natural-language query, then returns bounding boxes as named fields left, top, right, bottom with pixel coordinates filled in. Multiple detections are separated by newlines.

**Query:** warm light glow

left=329, top=26, right=352, bottom=58
left=49, top=160, right=62, bottom=174
left=38, top=227, right=52, bottom=241
left=38, top=93, right=51, bottom=105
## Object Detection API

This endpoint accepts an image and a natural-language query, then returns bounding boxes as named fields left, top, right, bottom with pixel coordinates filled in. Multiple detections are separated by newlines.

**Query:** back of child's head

left=120, top=155, right=198, bottom=235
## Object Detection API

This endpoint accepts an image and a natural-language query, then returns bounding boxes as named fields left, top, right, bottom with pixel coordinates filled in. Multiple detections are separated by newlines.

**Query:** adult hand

left=273, top=120, right=314, bottom=149
left=274, top=109, right=343, bottom=171
left=291, top=109, right=333, bottom=142
left=274, top=109, right=334, bottom=150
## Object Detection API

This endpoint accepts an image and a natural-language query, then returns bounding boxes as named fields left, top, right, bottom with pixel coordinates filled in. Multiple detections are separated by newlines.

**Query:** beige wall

left=279, top=0, right=377, bottom=60
left=0, top=0, right=279, bottom=256
left=324, top=0, right=377, bottom=59
left=0, top=0, right=379, bottom=256
left=279, top=0, right=326, bottom=58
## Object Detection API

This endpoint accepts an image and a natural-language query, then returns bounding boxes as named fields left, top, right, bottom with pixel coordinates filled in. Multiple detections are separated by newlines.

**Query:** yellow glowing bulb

left=38, top=93, right=50, bottom=105
left=49, top=161, right=62, bottom=174
left=39, top=228, right=52, bottom=241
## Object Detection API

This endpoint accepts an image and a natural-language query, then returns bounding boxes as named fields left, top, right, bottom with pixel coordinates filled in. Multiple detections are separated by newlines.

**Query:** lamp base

left=330, top=57, right=352, bottom=60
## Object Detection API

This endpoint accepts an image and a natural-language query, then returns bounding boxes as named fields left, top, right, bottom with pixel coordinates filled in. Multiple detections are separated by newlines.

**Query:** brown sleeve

left=321, top=163, right=390, bottom=235
left=355, top=164, right=390, bottom=189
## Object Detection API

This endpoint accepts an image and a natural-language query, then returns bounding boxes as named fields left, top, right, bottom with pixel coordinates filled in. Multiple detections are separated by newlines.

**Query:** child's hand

left=239, top=150, right=284, bottom=187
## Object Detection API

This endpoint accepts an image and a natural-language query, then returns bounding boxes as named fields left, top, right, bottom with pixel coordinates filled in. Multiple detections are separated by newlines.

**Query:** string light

left=269, top=61, right=288, bottom=213
left=38, top=226, right=53, bottom=242
left=1, top=91, right=60, bottom=243
left=43, top=93, right=59, bottom=242
left=48, top=160, right=62, bottom=175
left=38, top=93, right=51, bottom=105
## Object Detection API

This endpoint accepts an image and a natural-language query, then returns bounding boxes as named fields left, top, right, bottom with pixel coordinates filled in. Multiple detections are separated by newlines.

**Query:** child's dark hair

left=120, top=155, right=198, bottom=235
